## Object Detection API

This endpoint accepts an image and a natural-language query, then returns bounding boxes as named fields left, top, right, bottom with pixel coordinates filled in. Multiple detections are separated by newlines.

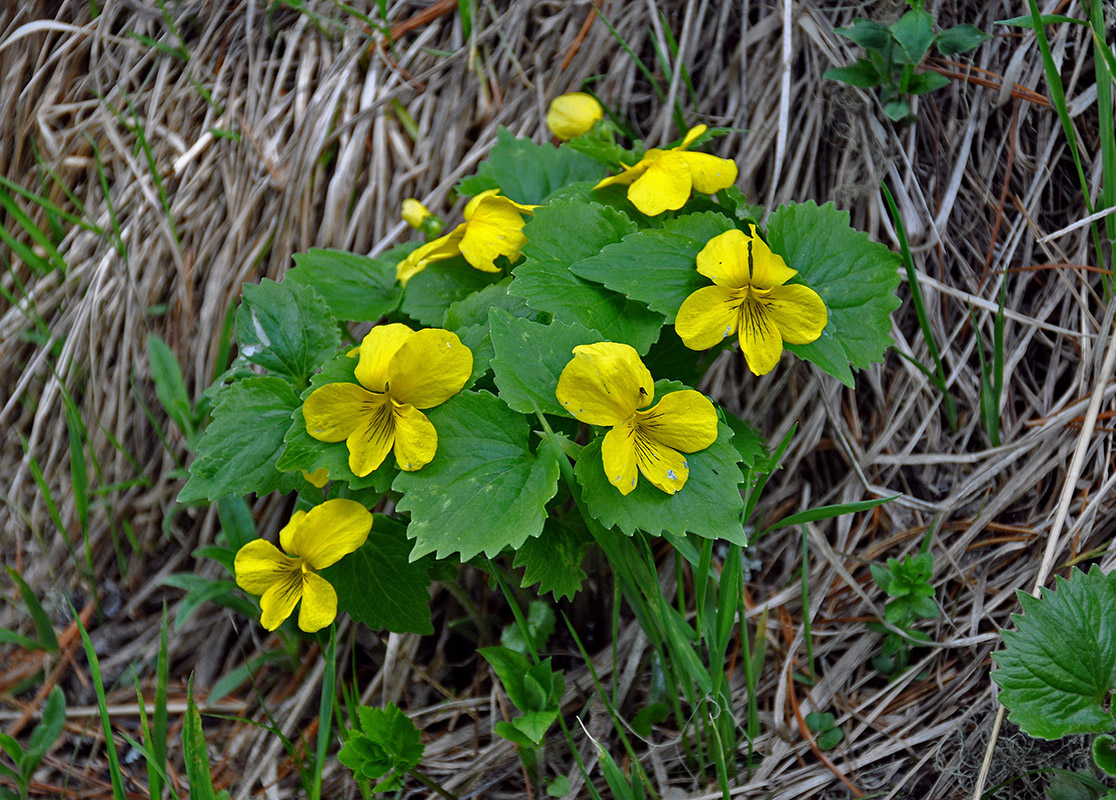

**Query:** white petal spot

left=666, top=469, right=677, bottom=480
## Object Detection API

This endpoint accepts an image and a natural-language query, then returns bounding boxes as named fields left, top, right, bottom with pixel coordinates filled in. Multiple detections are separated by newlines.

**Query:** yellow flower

left=546, top=92, right=604, bottom=140
left=593, top=125, right=738, bottom=216
left=303, top=324, right=472, bottom=476
left=555, top=342, right=717, bottom=496
left=234, top=499, right=372, bottom=632
left=675, top=227, right=827, bottom=376
left=401, top=198, right=433, bottom=229
left=395, top=190, right=537, bottom=286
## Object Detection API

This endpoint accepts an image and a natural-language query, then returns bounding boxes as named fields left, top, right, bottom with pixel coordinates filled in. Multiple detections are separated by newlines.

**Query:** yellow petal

left=302, top=468, right=329, bottom=488
left=258, top=569, right=303, bottom=630
left=392, top=403, right=439, bottom=471
left=678, top=124, right=707, bottom=151
left=555, top=342, right=653, bottom=426
left=738, top=296, right=784, bottom=376
left=386, top=329, right=473, bottom=409
left=636, top=390, right=718, bottom=453
left=345, top=394, right=396, bottom=476
left=744, top=227, right=797, bottom=289
left=463, top=190, right=537, bottom=220
left=593, top=159, right=649, bottom=189
left=459, top=197, right=531, bottom=272
left=681, top=152, right=738, bottom=195
left=279, top=509, right=308, bottom=554
left=235, top=539, right=299, bottom=595
left=601, top=422, right=639, bottom=495
left=675, top=285, right=742, bottom=350
left=632, top=429, right=690, bottom=495
left=546, top=92, right=604, bottom=140
left=695, top=229, right=752, bottom=288
left=767, top=284, right=828, bottom=345
left=356, top=324, right=416, bottom=392
left=396, top=224, right=465, bottom=286
left=297, top=571, right=338, bottom=632
left=304, top=382, right=380, bottom=443
left=627, top=152, right=692, bottom=216
left=286, top=498, right=372, bottom=569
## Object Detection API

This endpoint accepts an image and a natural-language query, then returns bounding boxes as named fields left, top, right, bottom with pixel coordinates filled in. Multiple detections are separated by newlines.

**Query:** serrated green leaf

left=992, top=566, right=1116, bottom=740
left=570, top=212, right=737, bottom=321
left=510, top=201, right=663, bottom=353
left=934, top=24, right=991, bottom=55
left=320, top=515, right=433, bottom=634
left=824, top=60, right=883, bottom=89
left=766, top=201, right=901, bottom=386
left=285, top=247, right=403, bottom=322
left=394, top=391, right=561, bottom=561
left=513, top=516, right=589, bottom=601
left=341, top=702, right=424, bottom=789
left=722, top=413, right=766, bottom=472
left=891, top=10, right=935, bottom=64
left=575, top=382, right=745, bottom=543
left=443, top=278, right=546, bottom=383
left=179, top=377, right=301, bottom=502
left=235, top=279, right=340, bottom=388
left=489, top=310, right=603, bottom=418
left=400, top=257, right=504, bottom=327
left=456, top=128, right=606, bottom=204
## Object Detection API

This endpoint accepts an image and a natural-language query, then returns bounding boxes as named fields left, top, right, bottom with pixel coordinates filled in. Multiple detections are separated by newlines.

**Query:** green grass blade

left=5, top=568, right=57, bottom=652
left=0, top=173, right=100, bottom=233
left=147, top=333, right=195, bottom=441
left=0, top=189, right=65, bottom=273
left=800, top=527, right=814, bottom=685
left=760, top=495, right=898, bottom=536
left=593, top=7, right=668, bottom=108
left=61, top=392, right=89, bottom=536
left=183, top=675, right=217, bottom=800
left=882, top=182, right=958, bottom=430
left=310, top=627, right=337, bottom=800
left=1088, top=7, right=1116, bottom=256
left=73, top=607, right=127, bottom=800
left=743, top=423, right=796, bottom=528
left=150, top=607, right=169, bottom=800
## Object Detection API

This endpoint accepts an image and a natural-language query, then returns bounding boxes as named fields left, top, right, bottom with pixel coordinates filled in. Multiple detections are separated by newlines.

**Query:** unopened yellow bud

left=401, top=198, right=433, bottom=229
left=546, top=92, right=604, bottom=140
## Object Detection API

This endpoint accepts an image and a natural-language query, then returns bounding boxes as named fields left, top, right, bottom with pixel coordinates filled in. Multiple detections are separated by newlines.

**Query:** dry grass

left=1, top=0, right=1114, bottom=797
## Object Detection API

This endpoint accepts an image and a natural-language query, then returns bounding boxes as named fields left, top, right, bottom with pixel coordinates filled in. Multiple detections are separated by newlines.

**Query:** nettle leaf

left=321, top=515, right=432, bottom=634
left=444, top=278, right=546, bottom=383
left=286, top=247, right=404, bottom=322
left=179, top=377, right=301, bottom=502
left=235, top=279, right=340, bottom=388
left=394, top=391, right=561, bottom=561
left=513, top=516, right=589, bottom=601
left=456, top=128, right=606, bottom=204
left=489, top=309, right=602, bottom=418
left=570, top=212, right=737, bottom=321
left=510, top=201, right=663, bottom=353
left=575, top=381, right=746, bottom=543
left=276, top=350, right=398, bottom=492
left=766, top=201, right=901, bottom=387
left=991, top=566, right=1116, bottom=740
left=400, top=257, right=505, bottom=327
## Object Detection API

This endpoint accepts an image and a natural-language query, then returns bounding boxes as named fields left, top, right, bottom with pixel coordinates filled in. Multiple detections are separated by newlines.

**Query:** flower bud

left=401, top=198, right=433, bottom=229
left=546, top=92, right=604, bottom=140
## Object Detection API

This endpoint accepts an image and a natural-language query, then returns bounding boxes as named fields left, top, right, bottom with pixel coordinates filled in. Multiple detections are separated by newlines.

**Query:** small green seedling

left=825, top=0, right=990, bottom=121
left=869, top=547, right=938, bottom=676
left=480, top=645, right=564, bottom=777
left=804, top=711, right=844, bottom=751
left=338, top=703, right=425, bottom=793
left=0, top=687, right=66, bottom=800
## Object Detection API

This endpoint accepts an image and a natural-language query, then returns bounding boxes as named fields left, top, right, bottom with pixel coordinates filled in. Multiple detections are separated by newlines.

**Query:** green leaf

left=147, top=334, right=194, bottom=441
left=24, top=686, right=65, bottom=769
left=400, top=257, right=504, bottom=327
left=884, top=97, right=913, bottom=121
left=570, top=211, right=737, bottom=321
left=823, top=60, right=883, bottom=89
left=493, top=719, right=536, bottom=748
left=991, top=566, right=1116, bottom=740
left=575, top=382, right=746, bottom=543
left=501, top=600, right=557, bottom=655
left=1044, top=769, right=1111, bottom=800
left=994, top=14, right=1085, bottom=29
left=804, top=711, right=835, bottom=732
left=340, top=703, right=424, bottom=790
left=512, top=709, right=559, bottom=745
left=480, top=646, right=533, bottom=709
left=489, top=309, right=603, bottom=418
left=285, top=247, right=403, bottom=322
left=907, top=70, right=951, bottom=95
left=235, top=279, right=340, bottom=388
left=456, top=128, right=606, bottom=204
left=443, top=277, right=546, bottom=383
left=183, top=678, right=217, bottom=800
left=766, top=201, right=901, bottom=386
left=891, top=10, right=935, bottom=64
left=510, top=201, right=663, bottom=354
left=631, top=703, right=670, bottom=738
left=835, top=18, right=892, bottom=50
left=934, top=24, right=991, bottom=55
left=513, top=516, right=589, bottom=601
left=760, top=495, right=897, bottom=535
left=816, top=726, right=844, bottom=751
left=394, top=391, right=561, bottom=561
left=179, top=377, right=301, bottom=502
left=320, top=515, right=433, bottom=634
left=1096, top=735, right=1116, bottom=777
left=547, top=775, right=571, bottom=797
left=5, top=567, right=57, bottom=652
left=722, top=413, right=766, bottom=472
left=276, top=350, right=398, bottom=492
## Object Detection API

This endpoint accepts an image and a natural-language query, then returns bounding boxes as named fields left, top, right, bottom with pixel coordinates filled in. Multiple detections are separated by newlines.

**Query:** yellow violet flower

left=675, top=227, right=827, bottom=376
left=303, top=324, right=472, bottom=476
left=546, top=92, right=604, bottom=140
left=396, top=189, right=537, bottom=286
left=593, top=124, right=738, bottom=216
left=234, top=499, right=372, bottom=632
left=401, top=198, right=433, bottom=229
left=555, top=342, right=717, bottom=496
